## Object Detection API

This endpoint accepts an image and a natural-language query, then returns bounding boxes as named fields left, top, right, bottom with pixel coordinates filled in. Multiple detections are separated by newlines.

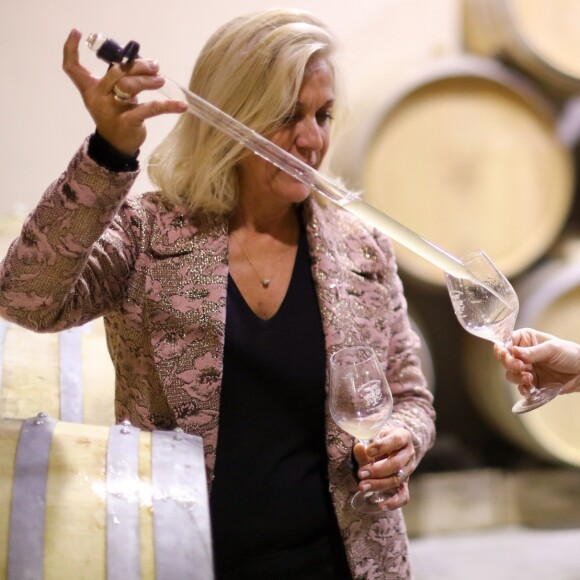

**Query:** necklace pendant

left=261, top=278, right=271, bottom=288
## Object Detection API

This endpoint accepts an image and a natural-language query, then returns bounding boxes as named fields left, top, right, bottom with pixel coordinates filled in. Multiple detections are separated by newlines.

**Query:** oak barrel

left=0, top=318, right=115, bottom=425
left=464, top=0, right=580, bottom=96
left=334, top=56, right=573, bottom=286
left=0, top=417, right=213, bottom=579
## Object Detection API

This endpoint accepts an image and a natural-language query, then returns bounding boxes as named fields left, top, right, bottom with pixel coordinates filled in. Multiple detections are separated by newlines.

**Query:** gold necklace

left=231, top=233, right=294, bottom=289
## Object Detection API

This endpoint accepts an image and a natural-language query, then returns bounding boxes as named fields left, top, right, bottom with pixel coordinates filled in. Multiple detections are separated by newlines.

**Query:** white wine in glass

left=329, top=346, right=394, bottom=514
left=445, top=249, right=562, bottom=414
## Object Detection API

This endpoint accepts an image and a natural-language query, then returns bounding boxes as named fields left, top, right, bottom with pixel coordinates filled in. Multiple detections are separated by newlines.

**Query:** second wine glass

left=444, top=249, right=562, bottom=414
left=329, top=346, right=394, bottom=514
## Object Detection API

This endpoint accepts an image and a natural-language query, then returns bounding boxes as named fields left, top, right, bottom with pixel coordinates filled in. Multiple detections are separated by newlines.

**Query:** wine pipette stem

left=159, top=78, right=469, bottom=277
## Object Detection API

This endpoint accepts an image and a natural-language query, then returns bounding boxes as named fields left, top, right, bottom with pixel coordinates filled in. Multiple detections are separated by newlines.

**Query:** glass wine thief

left=86, top=32, right=471, bottom=278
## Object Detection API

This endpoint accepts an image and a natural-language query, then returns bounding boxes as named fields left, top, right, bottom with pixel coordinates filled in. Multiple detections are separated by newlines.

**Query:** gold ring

left=112, top=83, right=132, bottom=102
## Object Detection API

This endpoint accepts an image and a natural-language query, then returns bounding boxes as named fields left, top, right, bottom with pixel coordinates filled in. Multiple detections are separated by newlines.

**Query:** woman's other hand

left=353, top=424, right=415, bottom=511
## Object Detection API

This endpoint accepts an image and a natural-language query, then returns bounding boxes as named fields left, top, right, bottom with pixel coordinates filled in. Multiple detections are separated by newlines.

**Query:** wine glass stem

left=528, top=386, right=541, bottom=395
left=500, top=339, right=543, bottom=395
left=360, top=439, right=386, bottom=503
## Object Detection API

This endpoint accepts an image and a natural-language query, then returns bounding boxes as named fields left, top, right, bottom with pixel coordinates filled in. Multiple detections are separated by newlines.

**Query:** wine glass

left=444, top=249, right=562, bottom=414
left=329, top=345, right=394, bottom=514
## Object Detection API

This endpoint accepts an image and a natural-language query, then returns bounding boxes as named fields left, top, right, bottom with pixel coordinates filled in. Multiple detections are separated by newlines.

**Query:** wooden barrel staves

left=0, top=318, right=115, bottom=425
left=463, top=241, right=580, bottom=466
left=332, top=55, right=573, bottom=287
left=0, top=416, right=214, bottom=579
left=464, top=0, right=580, bottom=97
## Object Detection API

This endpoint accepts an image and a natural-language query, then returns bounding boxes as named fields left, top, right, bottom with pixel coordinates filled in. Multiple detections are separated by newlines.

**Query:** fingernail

left=359, top=470, right=370, bottom=479
left=149, top=60, right=159, bottom=71
left=362, top=483, right=371, bottom=491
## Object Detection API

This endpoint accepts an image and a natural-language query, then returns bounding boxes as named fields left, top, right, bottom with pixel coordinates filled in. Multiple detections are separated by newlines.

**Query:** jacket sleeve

left=376, top=232, right=436, bottom=465
left=0, top=140, right=140, bottom=332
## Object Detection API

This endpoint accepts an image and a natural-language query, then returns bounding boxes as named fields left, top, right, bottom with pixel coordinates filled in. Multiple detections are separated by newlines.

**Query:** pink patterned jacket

left=0, top=141, right=435, bottom=579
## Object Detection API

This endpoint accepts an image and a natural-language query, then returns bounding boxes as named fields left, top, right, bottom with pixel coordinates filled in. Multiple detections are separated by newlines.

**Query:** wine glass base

left=351, top=490, right=397, bottom=514
left=351, top=491, right=385, bottom=514
left=511, top=383, right=563, bottom=414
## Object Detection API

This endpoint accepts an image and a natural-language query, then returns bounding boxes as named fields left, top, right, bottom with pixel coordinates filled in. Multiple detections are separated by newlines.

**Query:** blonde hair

left=147, top=8, right=339, bottom=216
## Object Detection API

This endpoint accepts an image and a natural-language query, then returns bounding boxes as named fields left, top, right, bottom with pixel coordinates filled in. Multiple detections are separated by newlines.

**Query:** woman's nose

left=296, top=117, right=324, bottom=151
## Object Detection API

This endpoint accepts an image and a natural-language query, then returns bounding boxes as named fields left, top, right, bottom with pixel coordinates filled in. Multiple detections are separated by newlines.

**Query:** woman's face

left=237, top=56, right=335, bottom=207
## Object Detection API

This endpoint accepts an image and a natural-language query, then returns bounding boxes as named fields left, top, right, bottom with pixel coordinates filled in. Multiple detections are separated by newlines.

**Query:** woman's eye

left=317, top=111, right=334, bottom=125
left=280, top=110, right=333, bottom=128
left=282, top=113, right=300, bottom=126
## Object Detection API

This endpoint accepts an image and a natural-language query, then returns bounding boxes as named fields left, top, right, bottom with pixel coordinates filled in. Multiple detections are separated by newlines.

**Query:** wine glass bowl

left=445, top=249, right=519, bottom=345
left=329, top=346, right=394, bottom=514
left=444, top=249, right=562, bottom=414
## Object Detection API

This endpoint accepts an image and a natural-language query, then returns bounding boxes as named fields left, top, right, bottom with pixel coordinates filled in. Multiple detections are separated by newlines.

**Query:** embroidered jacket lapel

left=147, top=201, right=229, bottom=473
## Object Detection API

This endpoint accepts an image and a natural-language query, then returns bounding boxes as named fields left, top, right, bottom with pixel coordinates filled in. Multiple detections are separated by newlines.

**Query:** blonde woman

left=0, top=9, right=435, bottom=579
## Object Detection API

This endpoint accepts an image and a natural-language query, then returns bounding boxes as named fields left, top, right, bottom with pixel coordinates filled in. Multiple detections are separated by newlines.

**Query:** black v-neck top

left=210, top=225, right=351, bottom=579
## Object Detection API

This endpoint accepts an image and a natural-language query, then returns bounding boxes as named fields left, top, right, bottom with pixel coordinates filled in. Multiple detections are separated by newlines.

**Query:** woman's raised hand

left=62, top=29, right=187, bottom=156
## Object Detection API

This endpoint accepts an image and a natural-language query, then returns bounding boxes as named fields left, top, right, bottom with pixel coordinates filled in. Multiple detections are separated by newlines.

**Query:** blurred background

left=2, top=0, right=580, bottom=578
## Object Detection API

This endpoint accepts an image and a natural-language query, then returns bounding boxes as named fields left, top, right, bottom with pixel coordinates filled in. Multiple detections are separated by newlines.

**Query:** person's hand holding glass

left=329, top=346, right=413, bottom=514
left=494, top=328, right=580, bottom=396
left=445, top=249, right=562, bottom=413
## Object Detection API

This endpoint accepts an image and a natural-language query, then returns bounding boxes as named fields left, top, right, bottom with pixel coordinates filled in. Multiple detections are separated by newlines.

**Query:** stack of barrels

left=332, top=0, right=580, bottom=469
left=0, top=224, right=213, bottom=578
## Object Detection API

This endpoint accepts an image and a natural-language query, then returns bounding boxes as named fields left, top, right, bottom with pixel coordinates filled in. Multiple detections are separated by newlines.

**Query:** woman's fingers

left=356, top=439, right=414, bottom=493
left=63, top=29, right=96, bottom=94
left=358, top=456, right=413, bottom=490
left=119, top=97, right=188, bottom=124
left=106, top=61, right=164, bottom=98
left=362, top=482, right=409, bottom=512
left=380, top=482, right=410, bottom=510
